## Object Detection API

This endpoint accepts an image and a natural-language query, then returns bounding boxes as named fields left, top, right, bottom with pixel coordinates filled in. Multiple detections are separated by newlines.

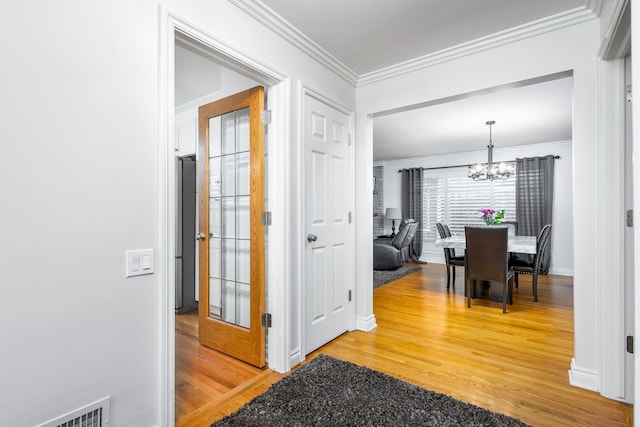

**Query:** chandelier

left=468, top=120, right=515, bottom=181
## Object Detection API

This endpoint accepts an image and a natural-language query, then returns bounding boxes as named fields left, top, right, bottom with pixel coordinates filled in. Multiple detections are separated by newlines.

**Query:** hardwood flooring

left=175, top=263, right=633, bottom=426
left=175, top=311, right=270, bottom=426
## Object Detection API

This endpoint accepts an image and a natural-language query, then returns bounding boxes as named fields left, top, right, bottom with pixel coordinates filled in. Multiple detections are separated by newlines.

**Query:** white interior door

left=304, top=93, right=351, bottom=354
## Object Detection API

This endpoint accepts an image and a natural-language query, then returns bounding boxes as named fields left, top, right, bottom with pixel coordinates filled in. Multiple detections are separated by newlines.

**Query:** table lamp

left=385, top=208, right=402, bottom=237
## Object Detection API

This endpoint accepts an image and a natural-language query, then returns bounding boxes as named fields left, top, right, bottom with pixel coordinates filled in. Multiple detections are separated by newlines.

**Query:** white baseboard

left=549, top=266, right=574, bottom=276
left=425, top=257, right=574, bottom=277
left=356, top=314, right=377, bottom=331
left=568, top=357, right=600, bottom=392
left=289, top=350, right=303, bottom=370
left=424, top=255, right=445, bottom=264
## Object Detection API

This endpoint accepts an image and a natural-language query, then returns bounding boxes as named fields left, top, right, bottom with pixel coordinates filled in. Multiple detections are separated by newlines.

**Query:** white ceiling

left=260, top=0, right=586, bottom=76
left=373, top=74, right=574, bottom=160
left=255, top=0, right=593, bottom=161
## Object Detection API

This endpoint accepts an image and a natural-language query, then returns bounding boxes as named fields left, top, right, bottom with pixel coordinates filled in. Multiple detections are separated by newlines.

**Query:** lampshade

left=385, top=208, right=402, bottom=220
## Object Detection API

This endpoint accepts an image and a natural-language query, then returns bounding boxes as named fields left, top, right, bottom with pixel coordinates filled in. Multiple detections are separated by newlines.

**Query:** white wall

left=0, top=1, right=355, bottom=426
left=375, top=141, right=574, bottom=275
left=175, top=63, right=263, bottom=115
left=355, top=19, right=604, bottom=393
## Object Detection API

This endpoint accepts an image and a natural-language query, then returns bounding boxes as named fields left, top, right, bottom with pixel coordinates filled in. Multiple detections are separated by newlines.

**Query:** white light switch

left=142, top=254, right=152, bottom=270
left=126, top=249, right=154, bottom=277
left=131, top=255, right=141, bottom=271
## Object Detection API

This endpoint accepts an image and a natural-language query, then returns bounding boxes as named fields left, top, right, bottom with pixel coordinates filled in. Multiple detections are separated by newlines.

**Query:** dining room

left=372, top=75, right=573, bottom=278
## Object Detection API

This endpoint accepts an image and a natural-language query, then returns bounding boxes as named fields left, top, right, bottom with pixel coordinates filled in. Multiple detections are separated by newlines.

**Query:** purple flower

left=479, top=208, right=505, bottom=225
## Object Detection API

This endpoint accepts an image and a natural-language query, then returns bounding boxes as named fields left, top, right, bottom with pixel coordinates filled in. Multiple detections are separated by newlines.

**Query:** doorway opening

left=161, top=12, right=288, bottom=425
left=174, top=36, right=267, bottom=424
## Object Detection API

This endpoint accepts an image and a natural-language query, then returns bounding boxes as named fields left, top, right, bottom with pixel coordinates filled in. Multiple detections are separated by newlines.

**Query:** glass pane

left=209, top=157, right=221, bottom=197
left=236, top=152, right=250, bottom=196
left=209, top=198, right=221, bottom=238
left=221, top=112, right=235, bottom=155
left=237, top=196, right=250, bottom=240
left=209, top=278, right=221, bottom=319
left=209, top=238, right=221, bottom=278
left=222, top=198, right=236, bottom=238
left=222, top=280, right=236, bottom=323
left=236, top=239, right=250, bottom=284
left=236, top=282, right=250, bottom=328
left=222, top=238, right=235, bottom=280
left=209, top=116, right=222, bottom=158
left=221, top=155, right=235, bottom=196
left=207, top=105, right=254, bottom=330
left=236, top=108, right=250, bottom=152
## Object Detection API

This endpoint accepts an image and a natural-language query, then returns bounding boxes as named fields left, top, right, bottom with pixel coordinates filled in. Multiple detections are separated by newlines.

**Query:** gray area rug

left=373, top=265, right=421, bottom=289
left=212, top=354, right=529, bottom=427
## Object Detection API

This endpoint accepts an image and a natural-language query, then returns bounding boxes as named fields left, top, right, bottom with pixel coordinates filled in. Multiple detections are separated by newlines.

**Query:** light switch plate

left=126, top=249, right=154, bottom=277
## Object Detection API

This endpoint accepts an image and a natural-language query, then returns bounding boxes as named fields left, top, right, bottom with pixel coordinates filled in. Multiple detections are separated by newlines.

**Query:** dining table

left=435, top=234, right=537, bottom=254
left=435, top=233, right=537, bottom=302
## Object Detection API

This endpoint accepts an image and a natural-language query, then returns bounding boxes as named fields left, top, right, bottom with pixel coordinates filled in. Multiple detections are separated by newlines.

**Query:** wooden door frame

left=159, top=8, right=290, bottom=427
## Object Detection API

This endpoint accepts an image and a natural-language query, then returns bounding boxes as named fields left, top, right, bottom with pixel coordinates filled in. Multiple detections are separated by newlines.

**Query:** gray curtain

left=515, top=155, right=554, bottom=273
left=401, top=168, right=423, bottom=262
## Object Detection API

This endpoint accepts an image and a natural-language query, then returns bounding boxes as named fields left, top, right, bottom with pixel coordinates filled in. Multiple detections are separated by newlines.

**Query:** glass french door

left=197, top=86, right=265, bottom=367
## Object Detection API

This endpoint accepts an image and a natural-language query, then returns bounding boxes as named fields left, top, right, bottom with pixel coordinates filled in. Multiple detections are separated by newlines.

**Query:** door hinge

left=627, top=335, right=634, bottom=353
left=262, top=313, right=272, bottom=328
left=348, top=290, right=352, bottom=302
left=348, top=211, right=352, bottom=224
left=348, top=133, right=352, bottom=146
left=261, top=110, right=272, bottom=125
left=626, top=85, right=632, bottom=103
left=261, top=211, right=272, bottom=226
left=627, top=209, right=633, bottom=227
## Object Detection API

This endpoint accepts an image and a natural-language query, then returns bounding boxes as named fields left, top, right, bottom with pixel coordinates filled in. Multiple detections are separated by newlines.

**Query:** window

left=422, top=166, right=516, bottom=248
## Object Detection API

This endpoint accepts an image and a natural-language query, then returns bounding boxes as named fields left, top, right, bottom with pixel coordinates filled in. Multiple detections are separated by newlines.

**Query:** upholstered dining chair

left=511, top=224, right=552, bottom=302
left=464, top=226, right=514, bottom=314
left=435, top=223, right=464, bottom=289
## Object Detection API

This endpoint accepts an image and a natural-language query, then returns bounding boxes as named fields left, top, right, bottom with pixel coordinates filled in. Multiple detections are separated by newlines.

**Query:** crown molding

left=229, top=0, right=359, bottom=86
left=358, top=7, right=598, bottom=86
left=229, top=1, right=597, bottom=88
left=376, top=140, right=571, bottom=168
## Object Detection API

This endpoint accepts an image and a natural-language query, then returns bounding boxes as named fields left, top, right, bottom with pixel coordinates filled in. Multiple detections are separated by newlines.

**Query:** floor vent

left=37, top=396, right=110, bottom=427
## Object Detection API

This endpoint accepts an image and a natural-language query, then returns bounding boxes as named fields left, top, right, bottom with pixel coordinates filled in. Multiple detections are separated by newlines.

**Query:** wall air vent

left=37, top=396, right=110, bottom=427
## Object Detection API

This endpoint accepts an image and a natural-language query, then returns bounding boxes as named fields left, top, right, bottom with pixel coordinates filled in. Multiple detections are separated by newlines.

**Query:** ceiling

left=372, top=74, right=573, bottom=160
left=260, top=0, right=587, bottom=76
left=256, top=0, right=596, bottom=161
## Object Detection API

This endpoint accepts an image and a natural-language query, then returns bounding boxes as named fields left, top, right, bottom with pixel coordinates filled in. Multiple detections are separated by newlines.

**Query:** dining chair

left=501, top=220, right=518, bottom=268
left=511, top=224, right=552, bottom=302
left=464, top=226, right=514, bottom=313
left=435, top=222, right=465, bottom=289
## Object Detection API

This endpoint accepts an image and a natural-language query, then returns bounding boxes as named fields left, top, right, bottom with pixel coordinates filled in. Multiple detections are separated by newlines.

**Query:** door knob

left=195, top=232, right=206, bottom=241
left=307, top=234, right=318, bottom=243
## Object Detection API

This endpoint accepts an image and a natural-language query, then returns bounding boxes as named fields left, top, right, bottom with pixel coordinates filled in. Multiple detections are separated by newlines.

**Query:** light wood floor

left=176, top=263, right=633, bottom=426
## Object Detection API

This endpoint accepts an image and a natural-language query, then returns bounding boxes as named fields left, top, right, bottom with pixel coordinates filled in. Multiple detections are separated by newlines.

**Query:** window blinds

left=422, top=166, right=517, bottom=246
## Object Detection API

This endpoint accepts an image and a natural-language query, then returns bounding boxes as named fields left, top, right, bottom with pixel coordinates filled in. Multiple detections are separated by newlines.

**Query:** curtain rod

left=397, top=155, right=560, bottom=172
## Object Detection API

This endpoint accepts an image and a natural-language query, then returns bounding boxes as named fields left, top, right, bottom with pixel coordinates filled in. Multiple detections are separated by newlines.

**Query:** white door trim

left=159, top=6, right=290, bottom=426
left=597, top=56, right=629, bottom=401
